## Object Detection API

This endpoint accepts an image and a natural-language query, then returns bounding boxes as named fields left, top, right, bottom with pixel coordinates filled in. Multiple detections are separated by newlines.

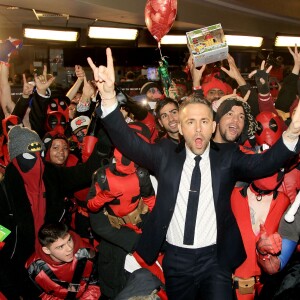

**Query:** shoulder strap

left=28, top=259, right=69, bottom=291
left=65, top=248, right=89, bottom=300
left=240, top=185, right=249, bottom=198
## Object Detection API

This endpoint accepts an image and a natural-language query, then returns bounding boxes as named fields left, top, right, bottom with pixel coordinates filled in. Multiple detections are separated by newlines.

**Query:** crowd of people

left=0, top=37, right=300, bottom=300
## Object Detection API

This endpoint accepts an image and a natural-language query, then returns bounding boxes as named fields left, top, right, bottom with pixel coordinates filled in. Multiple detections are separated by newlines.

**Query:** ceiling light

left=225, top=35, right=263, bottom=47
left=88, top=27, right=138, bottom=40
left=161, top=35, right=187, bottom=45
left=24, top=27, right=79, bottom=42
left=275, top=35, right=300, bottom=47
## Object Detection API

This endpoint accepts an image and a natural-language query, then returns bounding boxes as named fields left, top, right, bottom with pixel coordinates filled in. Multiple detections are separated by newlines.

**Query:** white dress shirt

left=166, top=144, right=217, bottom=248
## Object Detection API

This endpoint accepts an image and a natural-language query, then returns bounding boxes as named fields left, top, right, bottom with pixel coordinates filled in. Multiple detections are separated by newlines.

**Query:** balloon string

left=158, top=42, right=163, bottom=60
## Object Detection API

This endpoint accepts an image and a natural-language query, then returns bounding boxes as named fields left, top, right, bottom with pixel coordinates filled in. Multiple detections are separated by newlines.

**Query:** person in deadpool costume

left=47, top=97, right=70, bottom=119
left=255, top=111, right=300, bottom=202
left=87, top=121, right=156, bottom=233
left=230, top=110, right=300, bottom=299
left=42, top=131, right=79, bottom=167
left=87, top=122, right=166, bottom=299
left=0, top=125, right=110, bottom=299
left=231, top=170, right=290, bottom=300
left=254, top=111, right=300, bottom=265
left=0, top=114, right=21, bottom=166
left=26, top=222, right=100, bottom=300
left=255, top=111, right=285, bottom=150
left=45, top=111, right=68, bottom=135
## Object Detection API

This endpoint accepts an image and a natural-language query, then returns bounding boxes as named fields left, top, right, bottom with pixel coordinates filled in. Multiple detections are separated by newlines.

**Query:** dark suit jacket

left=101, top=107, right=299, bottom=271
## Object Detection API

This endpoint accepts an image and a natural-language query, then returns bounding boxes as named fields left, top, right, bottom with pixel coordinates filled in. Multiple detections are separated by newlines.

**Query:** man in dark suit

left=87, top=48, right=300, bottom=300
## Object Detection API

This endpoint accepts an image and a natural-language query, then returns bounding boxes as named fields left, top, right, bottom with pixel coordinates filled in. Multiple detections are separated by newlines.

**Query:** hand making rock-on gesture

left=87, top=48, right=117, bottom=108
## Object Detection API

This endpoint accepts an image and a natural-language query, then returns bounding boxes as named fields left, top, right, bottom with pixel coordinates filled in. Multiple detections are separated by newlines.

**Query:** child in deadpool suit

left=26, top=222, right=100, bottom=300
left=87, top=121, right=166, bottom=299
left=87, top=121, right=156, bottom=233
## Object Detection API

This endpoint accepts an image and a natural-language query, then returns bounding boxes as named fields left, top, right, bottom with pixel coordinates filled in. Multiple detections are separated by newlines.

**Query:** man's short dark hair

left=38, top=222, right=69, bottom=247
left=154, top=97, right=179, bottom=119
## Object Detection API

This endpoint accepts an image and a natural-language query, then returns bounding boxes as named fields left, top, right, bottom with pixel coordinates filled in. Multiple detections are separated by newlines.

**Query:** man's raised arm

left=87, top=48, right=117, bottom=112
left=283, top=99, right=300, bottom=146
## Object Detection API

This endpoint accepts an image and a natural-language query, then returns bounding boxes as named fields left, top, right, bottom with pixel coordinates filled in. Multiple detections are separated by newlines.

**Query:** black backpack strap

left=0, top=179, right=15, bottom=218
left=28, top=259, right=69, bottom=292
left=65, top=248, right=89, bottom=300
left=239, top=185, right=249, bottom=198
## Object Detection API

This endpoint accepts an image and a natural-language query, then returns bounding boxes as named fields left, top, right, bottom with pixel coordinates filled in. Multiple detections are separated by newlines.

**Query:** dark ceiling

left=0, top=0, right=299, bottom=49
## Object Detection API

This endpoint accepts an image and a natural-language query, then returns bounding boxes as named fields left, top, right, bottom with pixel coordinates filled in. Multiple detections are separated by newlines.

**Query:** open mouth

left=228, top=125, right=238, bottom=135
left=195, top=137, right=203, bottom=148
left=169, top=122, right=178, bottom=129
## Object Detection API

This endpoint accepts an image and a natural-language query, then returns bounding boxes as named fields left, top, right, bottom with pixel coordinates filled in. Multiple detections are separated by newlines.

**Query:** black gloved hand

left=255, top=69, right=270, bottom=94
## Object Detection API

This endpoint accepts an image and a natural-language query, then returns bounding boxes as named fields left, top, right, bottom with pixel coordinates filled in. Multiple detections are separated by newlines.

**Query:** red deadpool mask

left=114, top=122, right=151, bottom=175
left=47, top=97, right=69, bottom=119
left=255, top=111, right=283, bottom=147
left=114, top=148, right=136, bottom=175
left=269, top=79, right=280, bottom=100
left=46, top=111, right=67, bottom=134
left=2, top=115, right=21, bottom=138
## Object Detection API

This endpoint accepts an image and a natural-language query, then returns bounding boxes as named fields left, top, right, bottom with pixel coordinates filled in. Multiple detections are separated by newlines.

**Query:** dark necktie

left=183, top=155, right=201, bottom=245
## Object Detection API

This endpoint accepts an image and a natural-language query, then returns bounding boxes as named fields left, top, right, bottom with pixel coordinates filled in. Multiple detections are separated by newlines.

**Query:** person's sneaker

left=0, top=38, right=22, bottom=65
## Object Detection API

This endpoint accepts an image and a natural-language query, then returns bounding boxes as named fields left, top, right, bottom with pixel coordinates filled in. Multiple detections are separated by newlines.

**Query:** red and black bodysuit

left=25, top=231, right=100, bottom=300
left=87, top=122, right=166, bottom=299
left=87, top=121, right=155, bottom=233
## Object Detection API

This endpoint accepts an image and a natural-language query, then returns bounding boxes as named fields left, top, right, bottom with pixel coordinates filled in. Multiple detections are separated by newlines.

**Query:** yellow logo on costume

left=27, top=142, right=42, bottom=152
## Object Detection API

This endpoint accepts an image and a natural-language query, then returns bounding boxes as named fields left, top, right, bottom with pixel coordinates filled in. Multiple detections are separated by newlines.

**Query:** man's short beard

left=220, top=130, right=239, bottom=143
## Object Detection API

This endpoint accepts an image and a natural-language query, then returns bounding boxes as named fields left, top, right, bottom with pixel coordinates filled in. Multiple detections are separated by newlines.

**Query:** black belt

left=165, top=242, right=217, bottom=255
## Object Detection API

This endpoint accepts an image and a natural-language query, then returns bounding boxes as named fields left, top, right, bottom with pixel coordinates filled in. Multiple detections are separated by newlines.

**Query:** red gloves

left=87, top=182, right=122, bottom=212
left=80, top=285, right=101, bottom=300
left=256, top=224, right=281, bottom=274
left=81, top=135, right=98, bottom=163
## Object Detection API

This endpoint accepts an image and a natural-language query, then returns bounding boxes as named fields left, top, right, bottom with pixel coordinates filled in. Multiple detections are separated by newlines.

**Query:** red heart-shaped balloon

left=145, top=0, right=177, bottom=43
